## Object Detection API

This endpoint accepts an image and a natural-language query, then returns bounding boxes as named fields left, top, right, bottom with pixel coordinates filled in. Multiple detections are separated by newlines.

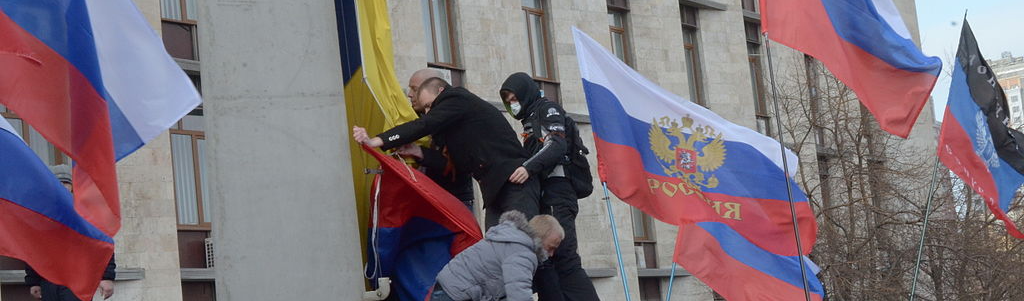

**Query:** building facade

left=0, top=0, right=935, bottom=300
left=990, top=52, right=1024, bottom=129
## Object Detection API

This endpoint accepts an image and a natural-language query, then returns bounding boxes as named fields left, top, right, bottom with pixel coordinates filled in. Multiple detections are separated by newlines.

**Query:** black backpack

left=562, top=116, right=594, bottom=199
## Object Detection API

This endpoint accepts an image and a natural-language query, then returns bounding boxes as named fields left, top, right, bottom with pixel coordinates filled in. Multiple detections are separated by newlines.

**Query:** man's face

left=542, top=234, right=563, bottom=257
left=415, top=85, right=442, bottom=113
left=408, top=76, right=428, bottom=113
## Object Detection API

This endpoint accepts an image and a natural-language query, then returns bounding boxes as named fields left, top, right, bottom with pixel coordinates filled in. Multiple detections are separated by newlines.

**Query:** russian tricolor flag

left=574, top=28, right=822, bottom=300
left=0, top=0, right=200, bottom=299
left=761, top=0, right=942, bottom=138
left=938, top=20, right=1024, bottom=239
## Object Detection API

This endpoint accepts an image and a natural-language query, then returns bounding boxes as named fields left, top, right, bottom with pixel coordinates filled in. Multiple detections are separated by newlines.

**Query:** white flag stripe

left=88, top=0, right=202, bottom=143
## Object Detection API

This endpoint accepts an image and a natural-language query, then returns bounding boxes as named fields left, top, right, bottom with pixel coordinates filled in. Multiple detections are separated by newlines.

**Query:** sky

left=916, top=0, right=1024, bottom=121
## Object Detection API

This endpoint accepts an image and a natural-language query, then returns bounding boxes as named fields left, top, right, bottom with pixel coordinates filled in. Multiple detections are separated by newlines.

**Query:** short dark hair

left=420, top=77, right=451, bottom=94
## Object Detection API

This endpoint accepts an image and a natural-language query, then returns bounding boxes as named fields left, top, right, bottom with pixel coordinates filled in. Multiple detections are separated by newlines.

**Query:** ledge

left=584, top=268, right=617, bottom=278
left=743, top=10, right=761, bottom=22
left=1, top=268, right=145, bottom=284
left=174, top=58, right=200, bottom=72
left=680, top=0, right=727, bottom=11
left=181, top=268, right=216, bottom=282
left=637, top=267, right=692, bottom=278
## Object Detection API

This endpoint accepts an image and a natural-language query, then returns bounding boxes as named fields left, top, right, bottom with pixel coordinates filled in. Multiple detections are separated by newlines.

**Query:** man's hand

left=99, top=280, right=114, bottom=299
left=352, top=126, right=383, bottom=148
left=509, top=166, right=529, bottom=184
left=396, top=144, right=424, bottom=160
left=30, top=285, right=41, bottom=299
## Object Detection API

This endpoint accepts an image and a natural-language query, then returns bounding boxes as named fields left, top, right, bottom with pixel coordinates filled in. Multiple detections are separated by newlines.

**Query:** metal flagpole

left=762, top=33, right=813, bottom=301
left=603, top=182, right=634, bottom=301
left=909, top=156, right=942, bottom=301
left=665, top=262, right=679, bottom=301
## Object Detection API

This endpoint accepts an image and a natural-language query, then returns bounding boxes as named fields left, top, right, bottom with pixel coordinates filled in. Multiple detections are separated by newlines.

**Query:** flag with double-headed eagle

left=573, top=27, right=823, bottom=300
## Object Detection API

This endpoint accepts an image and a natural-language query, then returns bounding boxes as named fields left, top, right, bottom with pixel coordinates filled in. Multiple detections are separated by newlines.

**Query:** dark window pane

left=162, top=21, right=196, bottom=60
left=681, top=5, right=698, bottom=27
left=745, top=22, right=761, bottom=44
left=742, top=0, right=758, bottom=12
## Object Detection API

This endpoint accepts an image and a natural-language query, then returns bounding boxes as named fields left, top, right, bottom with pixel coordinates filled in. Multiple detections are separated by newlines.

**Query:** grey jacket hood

left=487, top=211, right=548, bottom=263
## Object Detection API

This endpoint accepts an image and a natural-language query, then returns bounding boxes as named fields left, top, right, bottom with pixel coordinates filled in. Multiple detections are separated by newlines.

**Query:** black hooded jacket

left=501, top=72, right=568, bottom=177
left=377, top=86, right=528, bottom=205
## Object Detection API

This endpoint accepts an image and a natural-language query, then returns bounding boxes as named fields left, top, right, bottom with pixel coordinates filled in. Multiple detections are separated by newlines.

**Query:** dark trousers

left=484, top=177, right=541, bottom=229
left=533, top=178, right=600, bottom=301
left=40, top=281, right=82, bottom=301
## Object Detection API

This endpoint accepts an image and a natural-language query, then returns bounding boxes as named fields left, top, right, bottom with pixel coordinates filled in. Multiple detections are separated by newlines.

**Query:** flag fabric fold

left=0, top=1, right=200, bottom=299
left=573, top=27, right=821, bottom=300
left=760, top=0, right=941, bottom=138
left=938, top=20, right=1024, bottom=239
left=362, top=145, right=482, bottom=301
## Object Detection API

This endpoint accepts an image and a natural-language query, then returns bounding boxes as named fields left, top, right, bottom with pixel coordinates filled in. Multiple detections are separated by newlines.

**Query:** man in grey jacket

left=432, top=211, right=563, bottom=301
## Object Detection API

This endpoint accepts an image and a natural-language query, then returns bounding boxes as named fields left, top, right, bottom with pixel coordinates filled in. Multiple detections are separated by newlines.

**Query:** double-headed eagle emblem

left=649, top=116, right=726, bottom=189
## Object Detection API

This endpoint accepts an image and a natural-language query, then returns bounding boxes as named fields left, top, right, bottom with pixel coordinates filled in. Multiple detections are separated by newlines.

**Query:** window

left=746, top=22, right=771, bottom=137
left=681, top=5, right=705, bottom=106
left=607, top=0, right=631, bottom=65
left=638, top=278, right=662, bottom=301
left=421, top=0, right=464, bottom=86
left=1, top=105, right=70, bottom=166
left=171, top=110, right=210, bottom=229
left=805, top=56, right=825, bottom=146
left=741, top=0, right=758, bottom=12
left=523, top=0, right=554, bottom=79
left=522, top=0, right=560, bottom=102
left=161, top=0, right=198, bottom=60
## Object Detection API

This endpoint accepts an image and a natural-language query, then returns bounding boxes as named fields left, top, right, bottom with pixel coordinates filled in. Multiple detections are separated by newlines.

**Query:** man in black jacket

left=353, top=77, right=540, bottom=228
left=25, top=164, right=116, bottom=301
left=393, top=69, right=475, bottom=210
left=500, top=72, right=599, bottom=301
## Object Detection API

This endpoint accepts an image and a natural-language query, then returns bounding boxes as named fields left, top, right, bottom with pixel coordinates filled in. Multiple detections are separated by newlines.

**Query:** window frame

left=161, top=0, right=199, bottom=61
left=681, top=5, right=706, bottom=106
left=607, top=3, right=631, bottom=66
left=522, top=2, right=556, bottom=82
left=161, top=0, right=197, bottom=24
left=423, top=0, right=460, bottom=68
left=170, top=112, right=210, bottom=231
left=746, top=21, right=771, bottom=137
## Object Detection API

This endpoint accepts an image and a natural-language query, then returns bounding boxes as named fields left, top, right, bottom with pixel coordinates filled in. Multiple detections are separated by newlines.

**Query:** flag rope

left=762, top=33, right=813, bottom=301
left=909, top=156, right=942, bottom=301
left=603, top=182, right=633, bottom=301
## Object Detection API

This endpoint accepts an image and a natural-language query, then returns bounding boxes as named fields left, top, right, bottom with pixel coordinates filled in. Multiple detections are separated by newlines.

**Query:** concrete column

left=198, top=1, right=365, bottom=300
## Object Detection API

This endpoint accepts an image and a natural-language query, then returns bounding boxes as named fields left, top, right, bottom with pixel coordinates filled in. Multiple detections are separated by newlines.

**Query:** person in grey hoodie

left=432, top=211, right=564, bottom=301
